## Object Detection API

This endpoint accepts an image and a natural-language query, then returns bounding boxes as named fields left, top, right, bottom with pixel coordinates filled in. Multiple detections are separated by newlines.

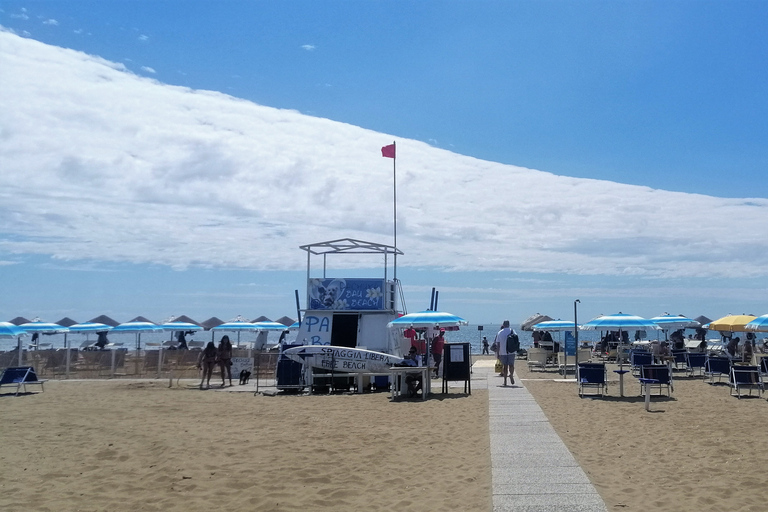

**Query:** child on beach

left=198, top=342, right=218, bottom=389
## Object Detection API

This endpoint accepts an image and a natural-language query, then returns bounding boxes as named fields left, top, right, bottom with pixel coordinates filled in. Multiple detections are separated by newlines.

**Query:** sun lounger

left=671, top=350, right=688, bottom=370
left=0, top=366, right=47, bottom=396
left=630, top=351, right=653, bottom=376
left=638, top=365, right=673, bottom=396
left=577, top=363, right=607, bottom=397
left=685, top=352, right=706, bottom=377
left=759, top=357, right=768, bottom=378
left=704, top=356, right=731, bottom=384
left=526, top=348, right=548, bottom=372
left=730, top=365, right=764, bottom=398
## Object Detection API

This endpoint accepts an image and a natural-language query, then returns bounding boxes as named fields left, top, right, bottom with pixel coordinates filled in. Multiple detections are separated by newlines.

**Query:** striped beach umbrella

left=252, top=321, right=292, bottom=331
left=0, top=321, right=28, bottom=338
left=580, top=313, right=660, bottom=332
left=112, top=321, right=164, bottom=350
left=19, top=321, right=69, bottom=334
left=531, top=320, right=579, bottom=332
left=387, top=310, right=468, bottom=328
left=745, top=315, right=768, bottom=333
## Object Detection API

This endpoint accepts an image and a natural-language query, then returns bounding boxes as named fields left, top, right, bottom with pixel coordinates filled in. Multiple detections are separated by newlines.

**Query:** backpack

left=506, top=331, right=520, bottom=354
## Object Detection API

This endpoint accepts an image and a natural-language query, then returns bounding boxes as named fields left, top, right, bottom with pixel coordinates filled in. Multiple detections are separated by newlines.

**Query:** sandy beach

left=0, top=380, right=491, bottom=512
left=517, top=361, right=768, bottom=512
left=4, top=358, right=768, bottom=512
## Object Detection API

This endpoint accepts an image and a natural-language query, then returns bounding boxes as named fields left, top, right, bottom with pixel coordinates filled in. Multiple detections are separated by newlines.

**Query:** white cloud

left=11, top=9, right=29, bottom=20
left=43, top=19, right=59, bottom=26
left=138, top=34, right=149, bottom=42
left=0, top=30, right=767, bottom=281
left=74, top=29, right=83, bottom=35
left=301, top=44, right=315, bottom=51
left=141, top=66, right=156, bottom=74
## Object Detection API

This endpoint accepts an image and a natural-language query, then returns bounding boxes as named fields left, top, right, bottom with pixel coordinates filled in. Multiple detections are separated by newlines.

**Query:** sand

left=5, top=360, right=767, bottom=512
left=517, top=361, right=768, bottom=512
left=0, top=380, right=491, bottom=512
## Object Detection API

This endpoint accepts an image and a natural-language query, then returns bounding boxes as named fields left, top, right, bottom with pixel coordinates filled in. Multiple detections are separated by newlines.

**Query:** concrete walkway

left=471, top=361, right=608, bottom=512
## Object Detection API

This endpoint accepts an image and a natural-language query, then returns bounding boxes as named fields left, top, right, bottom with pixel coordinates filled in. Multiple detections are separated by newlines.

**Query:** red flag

left=381, top=143, right=395, bottom=158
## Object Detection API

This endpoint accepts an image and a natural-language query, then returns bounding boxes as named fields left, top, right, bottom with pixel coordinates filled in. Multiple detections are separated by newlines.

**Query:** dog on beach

left=239, top=369, right=251, bottom=385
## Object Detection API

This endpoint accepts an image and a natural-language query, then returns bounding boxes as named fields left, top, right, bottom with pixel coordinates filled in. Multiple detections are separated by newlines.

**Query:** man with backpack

left=494, top=320, right=519, bottom=386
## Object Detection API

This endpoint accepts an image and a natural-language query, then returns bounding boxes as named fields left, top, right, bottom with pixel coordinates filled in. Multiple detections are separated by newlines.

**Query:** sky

left=0, top=1, right=767, bottom=327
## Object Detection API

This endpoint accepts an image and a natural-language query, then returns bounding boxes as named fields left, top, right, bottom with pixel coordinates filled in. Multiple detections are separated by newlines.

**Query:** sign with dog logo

left=231, top=357, right=253, bottom=378
left=308, top=278, right=386, bottom=310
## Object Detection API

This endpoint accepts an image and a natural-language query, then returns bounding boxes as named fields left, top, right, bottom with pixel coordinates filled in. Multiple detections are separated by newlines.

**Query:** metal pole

left=392, top=140, right=397, bottom=282
left=574, top=299, right=580, bottom=368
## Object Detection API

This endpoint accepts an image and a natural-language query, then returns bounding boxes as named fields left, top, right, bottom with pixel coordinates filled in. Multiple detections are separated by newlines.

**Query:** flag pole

left=392, top=140, right=397, bottom=282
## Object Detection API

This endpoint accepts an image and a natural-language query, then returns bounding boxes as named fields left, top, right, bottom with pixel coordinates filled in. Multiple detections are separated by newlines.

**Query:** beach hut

left=55, top=317, right=79, bottom=328
left=201, top=317, right=225, bottom=330
left=88, top=315, right=120, bottom=327
left=275, top=316, right=296, bottom=327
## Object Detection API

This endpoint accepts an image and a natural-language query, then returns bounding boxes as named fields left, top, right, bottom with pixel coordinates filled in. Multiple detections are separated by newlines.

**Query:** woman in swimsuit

left=217, top=335, right=233, bottom=387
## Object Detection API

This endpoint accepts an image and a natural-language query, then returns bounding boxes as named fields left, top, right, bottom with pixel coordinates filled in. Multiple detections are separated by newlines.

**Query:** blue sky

left=1, top=1, right=767, bottom=326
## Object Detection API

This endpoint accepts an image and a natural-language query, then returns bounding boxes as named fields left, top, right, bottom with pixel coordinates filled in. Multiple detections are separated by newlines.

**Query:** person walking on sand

left=198, top=342, right=218, bottom=389
left=494, top=320, right=517, bottom=386
left=482, top=336, right=490, bottom=355
left=218, top=335, right=233, bottom=387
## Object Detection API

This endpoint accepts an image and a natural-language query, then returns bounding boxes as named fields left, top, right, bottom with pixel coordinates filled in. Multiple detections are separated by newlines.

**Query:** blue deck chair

left=577, top=362, right=607, bottom=397
left=686, top=352, right=707, bottom=377
left=759, top=357, right=768, bottom=379
left=630, top=351, right=653, bottom=376
left=730, top=365, right=764, bottom=398
left=0, top=366, right=47, bottom=396
left=704, top=356, right=732, bottom=384
left=671, top=350, right=688, bottom=370
left=638, top=365, right=673, bottom=396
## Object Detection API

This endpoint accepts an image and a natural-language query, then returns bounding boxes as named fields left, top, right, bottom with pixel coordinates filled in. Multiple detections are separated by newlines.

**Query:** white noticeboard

left=450, top=345, right=464, bottom=363
left=231, top=357, right=254, bottom=377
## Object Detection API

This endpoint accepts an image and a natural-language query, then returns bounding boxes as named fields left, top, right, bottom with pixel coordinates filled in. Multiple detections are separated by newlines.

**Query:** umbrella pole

left=18, top=335, right=23, bottom=366
left=65, top=333, right=70, bottom=379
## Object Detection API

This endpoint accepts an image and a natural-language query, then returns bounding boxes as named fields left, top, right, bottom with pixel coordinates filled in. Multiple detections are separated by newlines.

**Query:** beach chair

left=704, top=356, right=731, bottom=385
left=638, top=365, right=673, bottom=396
left=630, top=351, right=653, bottom=376
left=526, top=348, right=548, bottom=372
left=685, top=352, right=706, bottom=377
left=557, top=352, right=576, bottom=375
left=0, top=366, right=47, bottom=396
left=671, top=350, right=688, bottom=370
left=758, top=357, right=768, bottom=379
left=729, top=365, right=764, bottom=398
left=577, top=363, right=607, bottom=397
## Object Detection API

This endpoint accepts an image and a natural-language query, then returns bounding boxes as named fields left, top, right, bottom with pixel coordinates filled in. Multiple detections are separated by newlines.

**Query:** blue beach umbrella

left=112, top=321, right=164, bottom=350
left=68, top=322, right=113, bottom=333
left=252, top=321, right=292, bottom=330
left=580, top=313, right=660, bottom=332
left=0, top=321, right=28, bottom=338
left=212, top=321, right=261, bottom=345
left=531, top=320, right=579, bottom=331
left=745, top=315, right=768, bottom=333
left=387, top=310, right=468, bottom=328
left=1, top=322, right=29, bottom=367
left=19, top=321, right=69, bottom=334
